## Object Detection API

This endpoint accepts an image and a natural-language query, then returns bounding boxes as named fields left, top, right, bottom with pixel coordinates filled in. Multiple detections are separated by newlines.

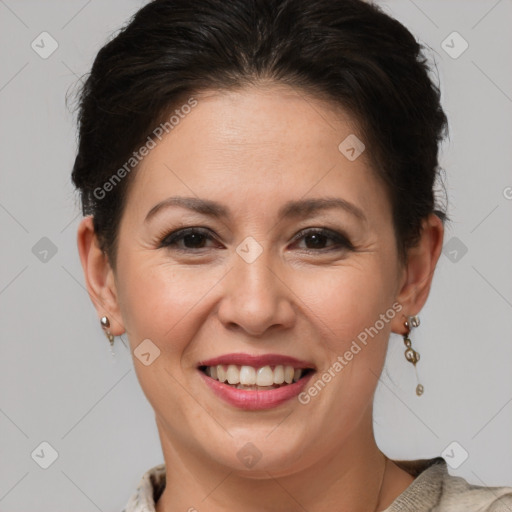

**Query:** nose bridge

left=217, top=238, right=294, bottom=334
left=235, top=243, right=276, bottom=299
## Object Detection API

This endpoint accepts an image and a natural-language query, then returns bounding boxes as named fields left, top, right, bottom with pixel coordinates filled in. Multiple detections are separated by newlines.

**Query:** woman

left=71, top=0, right=512, bottom=510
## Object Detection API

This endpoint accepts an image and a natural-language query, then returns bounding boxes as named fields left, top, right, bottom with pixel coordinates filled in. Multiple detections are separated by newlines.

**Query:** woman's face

left=107, top=85, right=410, bottom=475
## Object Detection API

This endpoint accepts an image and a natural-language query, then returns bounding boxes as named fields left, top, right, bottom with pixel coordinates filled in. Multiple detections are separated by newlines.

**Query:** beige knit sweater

left=122, top=457, right=512, bottom=511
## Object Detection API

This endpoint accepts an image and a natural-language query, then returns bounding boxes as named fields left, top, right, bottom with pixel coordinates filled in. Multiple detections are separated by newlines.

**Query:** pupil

left=184, top=233, right=205, bottom=248
left=306, top=234, right=326, bottom=249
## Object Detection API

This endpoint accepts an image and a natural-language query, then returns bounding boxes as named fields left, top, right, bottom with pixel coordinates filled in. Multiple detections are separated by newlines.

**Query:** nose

left=216, top=246, right=296, bottom=336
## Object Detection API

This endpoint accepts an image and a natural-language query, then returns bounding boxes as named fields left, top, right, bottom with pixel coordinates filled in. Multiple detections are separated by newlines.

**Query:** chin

left=203, top=429, right=312, bottom=477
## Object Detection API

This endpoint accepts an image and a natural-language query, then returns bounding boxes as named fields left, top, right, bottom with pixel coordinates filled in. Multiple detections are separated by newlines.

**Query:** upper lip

left=197, top=353, right=316, bottom=370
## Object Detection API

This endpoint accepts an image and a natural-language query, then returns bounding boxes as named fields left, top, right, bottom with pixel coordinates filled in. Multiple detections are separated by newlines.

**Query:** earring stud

left=100, top=315, right=115, bottom=346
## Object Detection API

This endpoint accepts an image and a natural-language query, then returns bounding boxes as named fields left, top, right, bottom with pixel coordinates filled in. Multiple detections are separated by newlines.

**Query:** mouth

left=196, top=353, right=316, bottom=410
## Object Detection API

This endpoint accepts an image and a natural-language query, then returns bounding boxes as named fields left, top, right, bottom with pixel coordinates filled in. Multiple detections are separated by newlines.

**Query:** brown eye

left=180, top=232, right=208, bottom=248
left=160, top=227, right=218, bottom=250
left=303, top=232, right=329, bottom=249
left=292, top=228, right=354, bottom=252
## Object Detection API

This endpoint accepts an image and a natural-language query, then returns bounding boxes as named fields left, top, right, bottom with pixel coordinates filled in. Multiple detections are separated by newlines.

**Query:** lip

left=197, top=353, right=316, bottom=369
left=198, top=368, right=315, bottom=410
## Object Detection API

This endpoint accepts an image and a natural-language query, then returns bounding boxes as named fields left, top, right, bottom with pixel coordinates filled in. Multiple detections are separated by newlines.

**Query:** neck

left=154, top=407, right=402, bottom=512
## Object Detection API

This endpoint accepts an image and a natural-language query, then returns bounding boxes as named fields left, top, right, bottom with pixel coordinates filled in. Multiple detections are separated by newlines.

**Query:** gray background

left=1, top=0, right=511, bottom=510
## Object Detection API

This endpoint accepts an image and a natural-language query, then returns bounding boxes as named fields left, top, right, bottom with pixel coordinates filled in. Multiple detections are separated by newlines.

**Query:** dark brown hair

left=71, top=0, right=448, bottom=267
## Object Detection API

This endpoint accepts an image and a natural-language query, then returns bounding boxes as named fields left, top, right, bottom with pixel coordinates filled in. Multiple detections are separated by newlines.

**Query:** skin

left=77, top=84, right=443, bottom=511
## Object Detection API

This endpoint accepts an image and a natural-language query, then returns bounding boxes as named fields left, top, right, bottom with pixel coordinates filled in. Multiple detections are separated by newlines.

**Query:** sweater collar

left=122, top=457, right=448, bottom=512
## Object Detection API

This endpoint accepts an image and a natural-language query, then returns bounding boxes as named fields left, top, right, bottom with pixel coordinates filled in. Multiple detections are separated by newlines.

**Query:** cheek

left=116, top=254, right=225, bottom=353
left=115, top=256, right=225, bottom=414
left=289, top=260, right=395, bottom=348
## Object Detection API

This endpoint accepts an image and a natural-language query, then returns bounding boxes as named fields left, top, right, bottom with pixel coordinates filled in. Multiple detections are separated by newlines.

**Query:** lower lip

left=198, top=370, right=315, bottom=410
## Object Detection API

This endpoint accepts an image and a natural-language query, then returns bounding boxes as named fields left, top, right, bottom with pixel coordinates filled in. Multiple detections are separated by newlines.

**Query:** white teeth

left=256, top=366, right=274, bottom=386
left=239, top=366, right=256, bottom=385
left=234, top=384, right=275, bottom=390
left=226, top=364, right=239, bottom=385
left=274, top=365, right=285, bottom=384
left=217, top=365, right=227, bottom=383
left=284, top=365, right=294, bottom=384
left=204, top=364, right=307, bottom=387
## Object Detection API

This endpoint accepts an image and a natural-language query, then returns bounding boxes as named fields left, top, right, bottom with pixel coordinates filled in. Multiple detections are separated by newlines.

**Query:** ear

left=391, top=213, right=444, bottom=335
left=76, top=216, right=125, bottom=336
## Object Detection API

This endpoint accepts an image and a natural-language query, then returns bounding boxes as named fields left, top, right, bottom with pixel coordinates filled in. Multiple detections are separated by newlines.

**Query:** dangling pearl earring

left=403, top=315, right=423, bottom=396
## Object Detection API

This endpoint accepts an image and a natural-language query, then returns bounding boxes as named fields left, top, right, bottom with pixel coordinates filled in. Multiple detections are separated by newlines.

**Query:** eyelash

left=158, top=226, right=354, bottom=253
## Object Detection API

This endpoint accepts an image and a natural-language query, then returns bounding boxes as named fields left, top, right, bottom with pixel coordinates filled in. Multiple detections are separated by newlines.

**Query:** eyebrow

left=144, top=196, right=367, bottom=223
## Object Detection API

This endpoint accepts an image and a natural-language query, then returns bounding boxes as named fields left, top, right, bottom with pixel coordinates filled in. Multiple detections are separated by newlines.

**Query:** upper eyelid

left=160, top=227, right=215, bottom=244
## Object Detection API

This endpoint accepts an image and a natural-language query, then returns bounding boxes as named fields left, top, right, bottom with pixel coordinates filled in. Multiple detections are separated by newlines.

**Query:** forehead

left=125, top=84, right=390, bottom=223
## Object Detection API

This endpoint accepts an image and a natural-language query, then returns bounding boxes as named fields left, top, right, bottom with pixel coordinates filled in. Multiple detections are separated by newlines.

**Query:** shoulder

left=385, top=456, right=512, bottom=512
left=438, top=468, right=512, bottom=512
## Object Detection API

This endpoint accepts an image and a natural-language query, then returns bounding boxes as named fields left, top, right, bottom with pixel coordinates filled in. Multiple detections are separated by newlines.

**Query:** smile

left=197, top=353, right=316, bottom=410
